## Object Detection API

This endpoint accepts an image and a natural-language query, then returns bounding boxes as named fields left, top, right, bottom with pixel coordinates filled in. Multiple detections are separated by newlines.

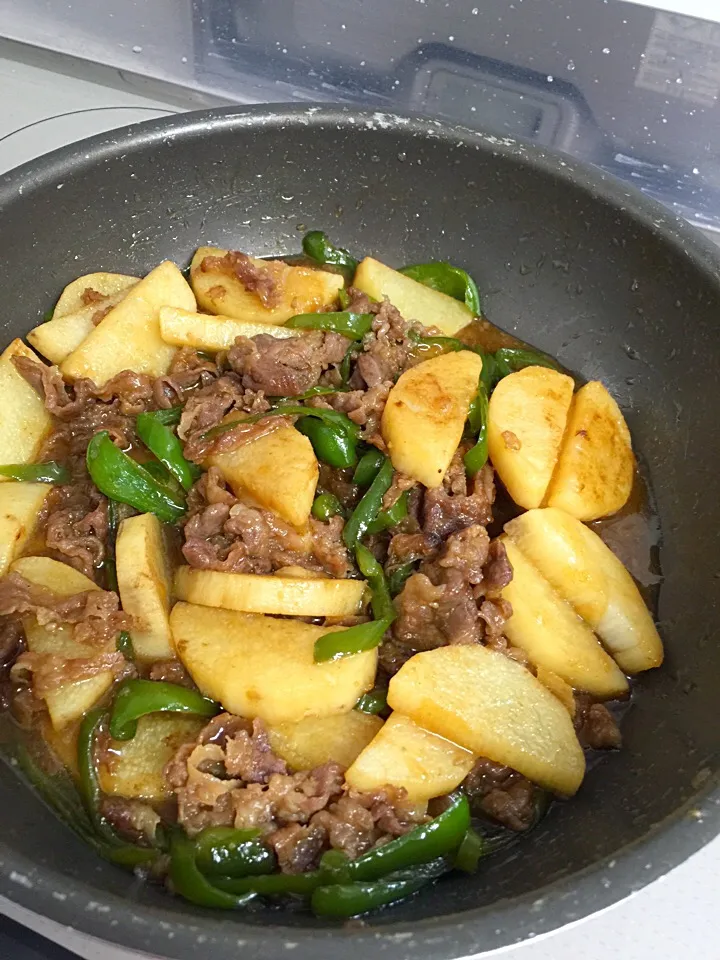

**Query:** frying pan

left=0, top=105, right=717, bottom=959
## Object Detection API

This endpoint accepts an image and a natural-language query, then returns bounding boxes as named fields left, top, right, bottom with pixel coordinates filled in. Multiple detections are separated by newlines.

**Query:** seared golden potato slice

left=505, top=508, right=663, bottom=673
left=28, top=288, right=133, bottom=364
left=11, top=556, right=99, bottom=596
left=388, top=644, right=585, bottom=795
left=99, top=714, right=204, bottom=800
left=535, top=666, right=576, bottom=717
left=381, top=351, right=483, bottom=488
left=0, top=483, right=52, bottom=576
left=159, top=306, right=302, bottom=352
left=546, top=381, right=634, bottom=521
left=52, top=272, right=139, bottom=318
left=170, top=604, right=377, bottom=725
left=116, top=513, right=173, bottom=661
left=61, top=261, right=195, bottom=385
left=345, top=712, right=475, bottom=802
left=353, top=257, right=474, bottom=334
left=174, top=567, right=366, bottom=618
left=190, top=246, right=343, bottom=324
left=0, top=340, right=53, bottom=474
left=488, top=366, right=574, bottom=509
left=208, top=423, right=318, bottom=529
left=501, top=537, right=628, bottom=698
left=267, top=712, right=383, bottom=771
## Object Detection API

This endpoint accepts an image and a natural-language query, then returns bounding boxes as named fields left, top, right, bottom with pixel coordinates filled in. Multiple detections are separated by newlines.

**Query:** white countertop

left=0, top=42, right=716, bottom=960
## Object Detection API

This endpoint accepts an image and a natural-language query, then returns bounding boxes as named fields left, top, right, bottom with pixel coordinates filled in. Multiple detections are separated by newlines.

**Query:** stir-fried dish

left=0, top=233, right=664, bottom=918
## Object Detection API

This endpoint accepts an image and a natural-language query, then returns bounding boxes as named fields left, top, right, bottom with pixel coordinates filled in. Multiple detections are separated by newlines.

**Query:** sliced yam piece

left=98, top=714, right=204, bottom=800
left=487, top=366, right=574, bottom=509
left=267, top=711, right=383, bottom=771
left=23, top=621, right=114, bottom=730
left=11, top=556, right=99, bottom=595
left=41, top=718, right=80, bottom=775
left=190, top=246, right=343, bottom=324
left=116, top=513, right=173, bottom=660
left=52, top=272, right=139, bottom=318
left=0, top=483, right=52, bottom=576
left=500, top=537, right=628, bottom=698
left=0, top=340, right=53, bottom=474
left=546, top=381, right=634, bottom=521
left=174, top=567, right=366, bottom=618
left=381, top=351, right=483, bottom=488
left=61, top=261, right=195, bottom=386
left=505, top=507, right=663, bottom=673
left=28, top=288, right=132, bottom=364
left=353, top=257, right=474, bottom=334
left=208, top=423, right=318, bottom=529
left=387, top=644, right=585, bottom=796
left=345, top=712, right=475, bottom=802
left=170, top=603, right=377, bottom=725
left=535, top=666, right=576, bottom=717
left=159, top=306, right=302, bottom=352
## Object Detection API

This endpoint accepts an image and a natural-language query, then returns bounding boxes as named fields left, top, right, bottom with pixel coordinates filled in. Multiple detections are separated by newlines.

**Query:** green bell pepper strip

left=339, top=342, right=362, bottom=385
left=493, top=346, right=562, bottom=376
left=453, top=826, right=487, bottom=873
left=353, top=447, right=385, bottom=487
left=311, top=492, right=344, bottom=522
left=194, top=827, right=276, bottom=878
left=311, top=858, right=449, bottom=918
left=285, top=312, right=373, bottom=341
left=408, top=329, right=466, bottom=353
left=399, top=262, right=481, bottom=316
left=104, top=498, right=120, bottom=593
left=343, top=456, right=394, bottom=549
left=109, top=679, right=219, bottom=741
left=136, top=412, right=200, bottom=492
left=387, top=560, right=417, bottom=596
left=144, top=405, right=184, bottom=426
left=323, top=793, right=470, bottom=882
left=0, top=462, right=70, bottom=484
left=337, top=287, right=351, bottom=309
left=313, top=617, right=392, bottom=663
left=355, top=687, right=388, bottom=715
left=302, top=230, right=358, bottom=276
left=212, top=868, right=330, bottom=898
left=77, top=708, right=125, bottom=843
left=271, top=385, right=347, bottom=402
left=463, top=383, right=489, bottom=477
left=169, top=831, right=257, bottom=909
left=366, top=490, right=409, bottom=533
left=116, top=631, right=134, bottom=659
left=355, top=544, right=395, bottom=622
left=274, top=404, right=361, bottom=439
left=86, top=432, right=186, bottom=524
left=296, top=417, right=357, bottom=469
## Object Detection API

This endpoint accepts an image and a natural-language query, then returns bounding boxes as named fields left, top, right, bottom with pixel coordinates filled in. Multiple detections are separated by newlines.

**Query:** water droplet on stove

left=397, top=152, right=407, bottom=161
left=132, top=45, right=143, bottom=53
left=567, top=60, right=576, bottom=70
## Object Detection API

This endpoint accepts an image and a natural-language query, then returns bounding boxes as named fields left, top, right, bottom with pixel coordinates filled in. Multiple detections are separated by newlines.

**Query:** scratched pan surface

left=0, top=105, right=717, bottom=959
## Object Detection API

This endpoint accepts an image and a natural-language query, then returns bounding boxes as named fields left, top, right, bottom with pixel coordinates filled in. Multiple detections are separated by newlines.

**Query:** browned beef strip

left=148, top=659, right=196, bottom=689
left=574, top=696, right=622, bottom=750
left=462, top=758, right=539, bottom=831
left=227, top=331, right=347, bottom=397
left=99, top=797, right=160, bottom=845
left=12, top=650, right=127, bottom=696
left=200, top=251, right=280, bottom=307
left=223, top=718, right=288, bottom=782
left=307, top=382, right=391, bottom=447
left=43, top=488, right=108, bottom=580
left=422, top=457, right=495, bottom=542
left=482, top=540, right=514, bottom=595
left=356, top=299, right=417, bottom=387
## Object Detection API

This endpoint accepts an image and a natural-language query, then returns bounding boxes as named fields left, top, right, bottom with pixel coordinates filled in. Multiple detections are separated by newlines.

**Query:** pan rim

left=0, top=102, right=717, bottom=959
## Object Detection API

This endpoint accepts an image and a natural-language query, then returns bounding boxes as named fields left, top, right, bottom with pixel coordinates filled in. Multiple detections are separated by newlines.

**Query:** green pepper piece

left=387, top=560, right=417, bottom=596
left=285, top=312, right=373, bottom=341
left=137, top=412, right=200, bottom=492
left=453, top=826, right=487, bottom=873
left=337, top=287, right=351, bottom=309
left=355, top=687, right=388, bottom=715
left=212, top=869, right=328, bottom=898
left=313, top=617, right=392, bottom=663
left=353, top=448, right=385, bottom=487
left=0, top=462, right=71, bottom=484
left=477, top=350, right=499, bottom=393
left=343, top=457, right=394, bottom=549
left=169, top=831, right=257, bottom=909
left=271, top=385, right=347, bottom=401
left=146, top=405, right=184, bottom=426
left=399, top=262, right=481, bottom=315
left=296, top=418, right=357, bottom=469
left=86, top=432, right=186, bottom=524
left=464, top=382, right=489, bottom=477
left=104, top=499, right=120, bottom=593
left=339, top=342, right=362, bottom=385
left=408, top=329, right=466, bottom=353
left=325, top=793, right=470, bottom=882
left=272, top=404, right=361, bottom=440
left=355, top=544, right=395, bottom=622
left=194, top=827, right=276, bottom=878
left=41, top=306, right=54, bottom=323
left=493, top=346, right=562, bottom=376
left=77, top=708, right=122, bottom=843
left=116, top=631, right=134, bottom=659
left=366, top=490, right=409, bottom=533
left=311, top=858, right=449, bottom=918
left=312, top=493, right=344, bottom=522
left=302, top=231, right=358, bottom=276
left=109, top=679, right=219, bottom=741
